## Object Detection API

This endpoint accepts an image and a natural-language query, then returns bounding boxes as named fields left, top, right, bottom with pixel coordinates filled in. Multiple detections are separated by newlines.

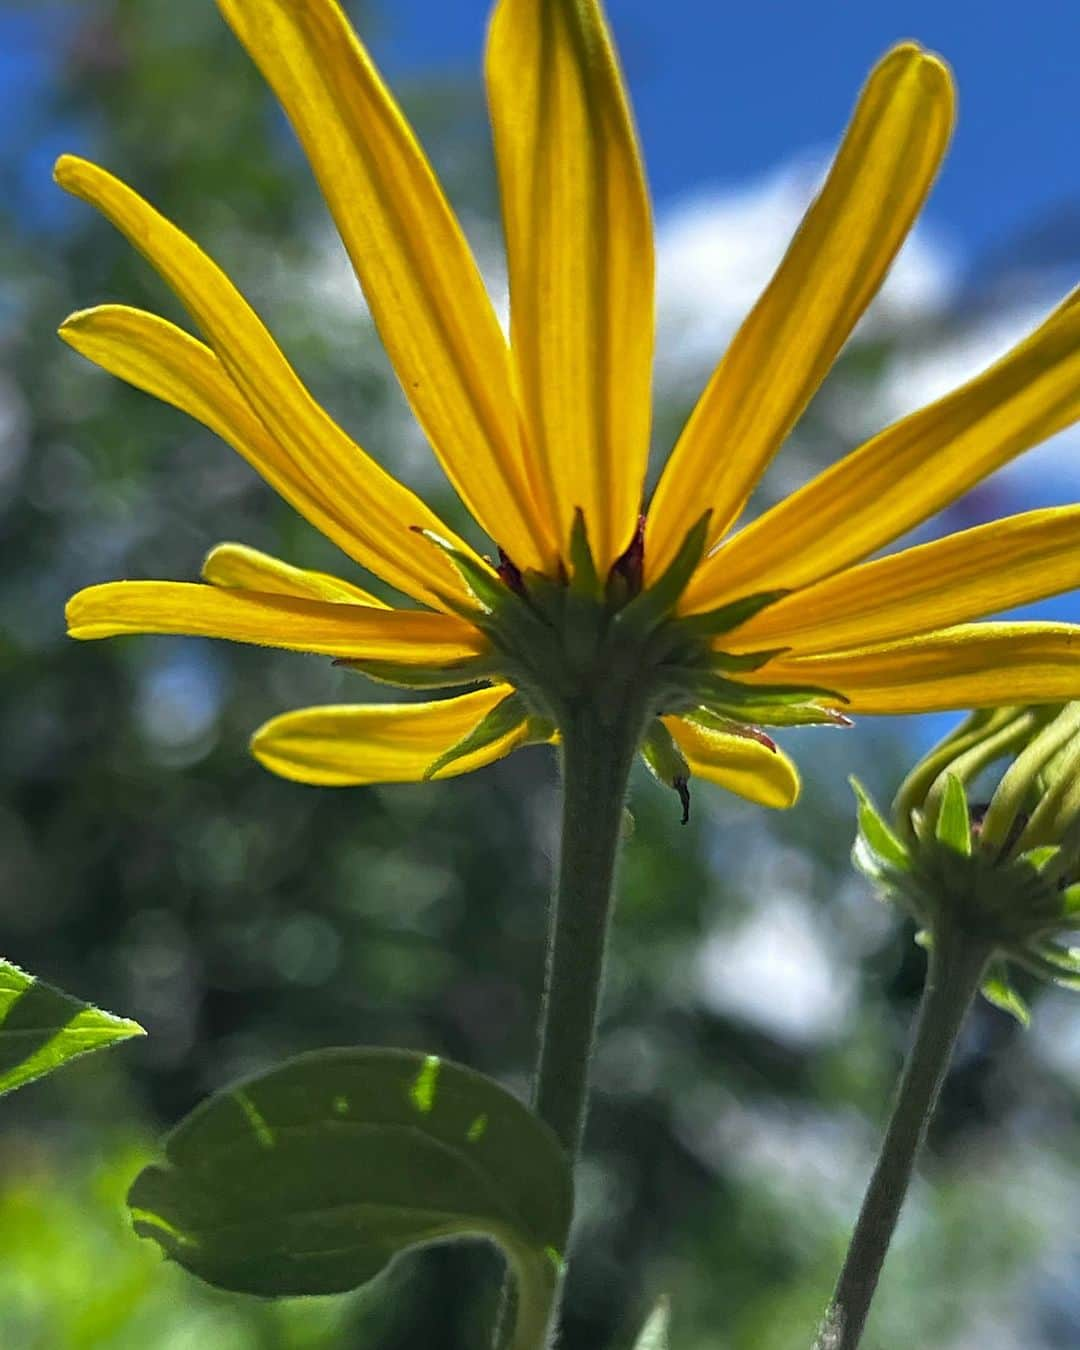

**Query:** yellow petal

left=487, top=0, right=654, bottom=570
left=251, top=685, right=531, bottom=785
left=54, top=158, right=480, bottom=612
left=725, top=506, right=1080, bottom=654
left=201, top=543, right=386, bottom=606
left=60, top=306, right=435, bottom=602
left=685, top=287, right=1080, bottom=611
left=745, top=623, right=1080, bottom=714
left=216, top=0, right=555, bottom=571
left=66, top=581, right=486, bottom=663
left=647, top=43, right=954, bottom=577
left=663, top=716, right=801, bottom=809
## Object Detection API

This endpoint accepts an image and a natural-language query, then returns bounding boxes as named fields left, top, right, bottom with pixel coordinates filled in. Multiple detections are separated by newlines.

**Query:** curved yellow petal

left=54, top=157, right=480, bottom=612
left=725, top=506, right=1080, bottom=655
left=216, top=0, right=555, bottom=571
left=251, top=685, right=531, bottom=785
left=487, top=0, right=654, bottom=570
left=663, top=716, right=801, bottom=809
left=745, top=623, right=1080, bottom=714
left=66, top=581, right=486, bottom=662
left=685, top=287, right=1080, bottom=611
left=201, top=543, right=386, bottom=606
left=647, top=43, right=954, bottom=577
left=60, top=306, right=431, bottom=601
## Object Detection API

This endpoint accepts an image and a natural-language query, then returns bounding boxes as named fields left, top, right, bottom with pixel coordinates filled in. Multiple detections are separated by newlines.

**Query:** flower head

left=854, top=703, right=1080, bottom=1023
left=61, top=0, right=1080, bottom=813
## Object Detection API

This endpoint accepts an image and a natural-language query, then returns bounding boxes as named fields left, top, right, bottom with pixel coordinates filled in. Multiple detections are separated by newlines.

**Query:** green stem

left=495, top=697, right=644, bottom=1349
left=534, top=702, right=641, bottom=1157
left=814, top=928, right=991, bottom=1350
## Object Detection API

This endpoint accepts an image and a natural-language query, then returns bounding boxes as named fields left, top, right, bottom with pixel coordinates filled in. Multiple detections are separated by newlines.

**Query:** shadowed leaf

left=127, top=1047, right=573, bottom=1319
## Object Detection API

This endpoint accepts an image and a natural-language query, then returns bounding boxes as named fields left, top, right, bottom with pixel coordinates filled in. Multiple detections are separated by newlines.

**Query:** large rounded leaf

left=128, top=1047, right=572, bottom=1337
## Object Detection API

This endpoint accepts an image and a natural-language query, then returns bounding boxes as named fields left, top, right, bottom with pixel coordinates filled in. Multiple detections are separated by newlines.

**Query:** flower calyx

left=341, top=516, right=848, bottom=815
left=853, top=702, right=1080, bottom=1024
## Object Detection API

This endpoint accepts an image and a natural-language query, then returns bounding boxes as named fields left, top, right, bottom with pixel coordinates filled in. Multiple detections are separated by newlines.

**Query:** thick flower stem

left=815, top=928, right=992, bottom=1350
left=495, top=696, right=645, bottom=1349
left=534, top=702, right=641, bottom=1157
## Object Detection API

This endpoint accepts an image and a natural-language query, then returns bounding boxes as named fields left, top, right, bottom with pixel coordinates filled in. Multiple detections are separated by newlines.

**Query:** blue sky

left=3, top=1, right=1077, bottom=265
left=371, top=0, right=1079, bottom=269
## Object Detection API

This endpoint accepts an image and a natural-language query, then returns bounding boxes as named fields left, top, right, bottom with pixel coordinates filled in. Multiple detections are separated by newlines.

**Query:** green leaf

left=0, top=958, right=143, bottom=1097
left=934, top=774, right=972, bottom=856
left=850, top=779, right=911, bottom=872
left=631, top=1296, right=671, bottom=1350
left=128, top=1048, right=572, bottom=1336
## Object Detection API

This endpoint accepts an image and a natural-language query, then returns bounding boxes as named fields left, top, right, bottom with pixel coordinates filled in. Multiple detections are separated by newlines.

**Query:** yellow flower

left=61, top=0, right=1080, bottom=814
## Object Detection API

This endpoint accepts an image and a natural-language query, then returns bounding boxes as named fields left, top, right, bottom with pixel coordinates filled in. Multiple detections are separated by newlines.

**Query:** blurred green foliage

left=1, top=2, right=1078, bottom=1348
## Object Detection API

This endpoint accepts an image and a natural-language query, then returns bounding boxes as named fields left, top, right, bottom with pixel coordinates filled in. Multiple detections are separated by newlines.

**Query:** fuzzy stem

left=814, top=928, right=991, bottom=1350
left=534, top=703, right=640, bottom=1155
left=495, top=697, right=644, bottom=1348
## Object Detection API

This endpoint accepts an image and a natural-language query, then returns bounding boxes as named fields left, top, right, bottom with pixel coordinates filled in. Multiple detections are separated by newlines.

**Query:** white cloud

left=653, top=155, right=954, bottom=386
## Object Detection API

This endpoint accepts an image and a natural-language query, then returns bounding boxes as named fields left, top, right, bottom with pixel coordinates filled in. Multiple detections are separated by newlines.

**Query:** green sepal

left=675, top=589, right=791, bottom=639
left=126, top=1047, right=572, bottom=1342
left=980, top=963, right=1031, bottom=1026
left=688, top=701, right=851, bottom=730
left=935, top=774, right=972, bottom=856
left=1027, top=941, right=1080, bottom=987
left=640, top=720, right=692, bottom=824
left=521, top=569, right=568, bottom=630
left=1019, top=844, right=1061, bottom=872
left=0, top=958, right=143, bottom=1097
left=422, top=691, right=530, bottom=781
left=631, top=1296, right=671, bottom=1350
left=664, top=668, right=848, bottom=726
left=1059, top=882, right=1080, bottom=916
left=567, top=508, right=603, bottom=600
left=335, top=656, right=497, bottom=690
left=702, top=646, right=790, bottom=674
left=850, top=779, right=912, bottom=873
left=614, top=511, right=710, bottom=638
left=411, top=529, right=506, bottom=615
left=412, top=532, right=560, bottom=674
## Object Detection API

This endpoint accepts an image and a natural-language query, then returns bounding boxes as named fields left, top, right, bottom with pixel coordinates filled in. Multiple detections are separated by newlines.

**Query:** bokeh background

left=2, top=2, right=1079, bottom=1347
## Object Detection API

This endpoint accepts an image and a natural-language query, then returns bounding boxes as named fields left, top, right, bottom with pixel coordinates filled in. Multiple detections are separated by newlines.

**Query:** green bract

left=631, top=1297, right=672, bottom=1350
left=853, top=702, right=1080, bottom=1024
left=414, top=519, right=836, bottom=815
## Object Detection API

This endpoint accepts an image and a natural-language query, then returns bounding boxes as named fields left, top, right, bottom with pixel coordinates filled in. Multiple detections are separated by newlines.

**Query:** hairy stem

left=534, top=702, right=641, bottom=1156
left=815, top=928, right=991, bottom=1350
left=496, top=697, right=644, bottom=1348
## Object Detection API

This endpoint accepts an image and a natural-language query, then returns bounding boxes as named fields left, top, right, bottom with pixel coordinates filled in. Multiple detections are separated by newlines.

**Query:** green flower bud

left=852, top=702, right=1080, bottom=1025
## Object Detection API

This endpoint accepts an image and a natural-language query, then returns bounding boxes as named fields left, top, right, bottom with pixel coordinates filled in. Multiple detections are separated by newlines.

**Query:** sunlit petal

left=744, top=623, right=1080, bottom=714
left=202, top=542, right=387, bottom=606
left=251, top=685, right=532, bottom=785
left=217, top=0, right=555, bottom=570
left=55, top=157, right=482, bottom=611
left=664, top=716, right=801, bottom=808
left=648, top=43, right=954, bottom=576
left=725, top=506, right=1080, bottom=654
left=488, top=0, right=654, bottom=570
left=66, top=581, right=486, bottom=663
left=60, top=306, right=440, bottom=602
left=686, top=288, right=1080, bottom=611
